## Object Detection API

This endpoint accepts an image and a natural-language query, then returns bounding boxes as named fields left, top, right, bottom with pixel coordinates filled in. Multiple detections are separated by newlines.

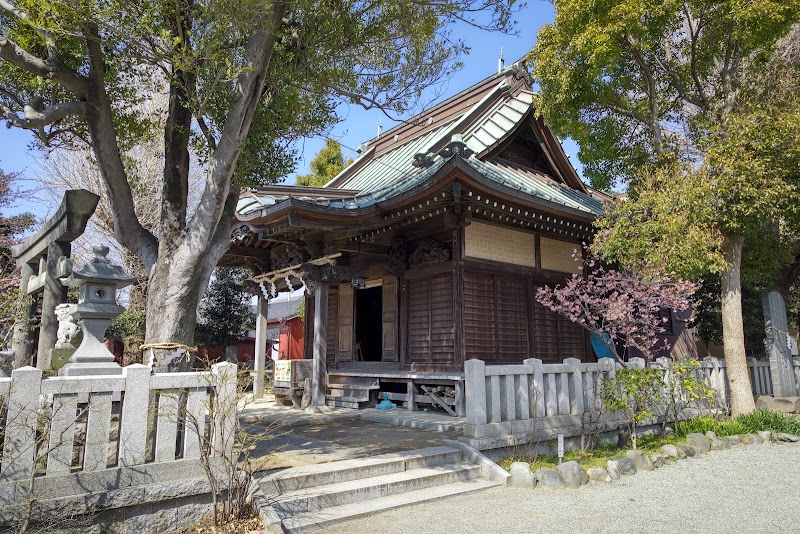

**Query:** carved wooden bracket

left=409, top=238, right=451, bottom=268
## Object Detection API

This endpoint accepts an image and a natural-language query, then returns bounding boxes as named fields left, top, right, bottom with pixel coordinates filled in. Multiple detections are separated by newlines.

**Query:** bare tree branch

left=195, top=114, right=217, bottom=152
left=619, top=34, right=667, bottom=156
left=1, top=100, right=87, bottom=129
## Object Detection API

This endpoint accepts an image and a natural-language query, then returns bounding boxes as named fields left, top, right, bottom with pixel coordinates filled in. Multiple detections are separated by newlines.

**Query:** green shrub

left=676, top=417, right=719, bottom=437
left=600, top=367, right=665, bottom=449
left=713, top=420, right=747, bottom=437
left=735, top=410, right=800, bottom=435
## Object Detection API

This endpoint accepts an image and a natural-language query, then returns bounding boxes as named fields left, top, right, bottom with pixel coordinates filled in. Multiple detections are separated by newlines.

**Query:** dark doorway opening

left=355, top=286, right=382, bottom=362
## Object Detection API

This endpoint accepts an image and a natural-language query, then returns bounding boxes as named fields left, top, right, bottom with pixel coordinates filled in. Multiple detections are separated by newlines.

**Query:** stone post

left=10, top=262, right=37, bottom=368
left=0, top=366, right=43, bottom=482
left=310, top=281, right=329, bottom=408
left=762, top=291, right=798, bottom=397
left=37, top=241, right=70, bottom=370
left=253, top=294, right=270, bottom=397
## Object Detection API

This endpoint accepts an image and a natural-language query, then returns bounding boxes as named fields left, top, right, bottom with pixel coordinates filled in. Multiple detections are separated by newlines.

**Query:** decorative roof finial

left=498, top=47, right=505, bottom=73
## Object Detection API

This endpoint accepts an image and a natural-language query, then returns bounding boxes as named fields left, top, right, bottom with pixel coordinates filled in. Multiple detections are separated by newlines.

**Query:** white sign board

left=557, top=434, right=564, bottom=461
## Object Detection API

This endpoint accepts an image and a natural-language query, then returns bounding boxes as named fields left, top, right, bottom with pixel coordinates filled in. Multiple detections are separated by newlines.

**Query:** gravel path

left=323, top=442, right=800, bottom=533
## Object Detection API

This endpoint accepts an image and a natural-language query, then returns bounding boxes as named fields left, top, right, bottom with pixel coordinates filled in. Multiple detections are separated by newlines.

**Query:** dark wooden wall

left=408, top=273, right=455, bottom=365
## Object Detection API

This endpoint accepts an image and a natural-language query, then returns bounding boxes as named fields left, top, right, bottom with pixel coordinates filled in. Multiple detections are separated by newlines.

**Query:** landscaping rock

left=710, top=438, right=729, bottom=450
left=650, top=454, right=664, bottom=468
left=618, top=457, right=637, bottom=476
left=758, top=431, right=772, bottom=443
left=740, top=434, right=755, bottom=445
left=727, top=435, right=741, bottom=446
left=756, top=395, right=800, bottom=413
left=510, top=462, right=536, bottom=488
left=660, top=444, right=685, bottom=460
left=557, top=460, right=589, bottom=488
left=686, top=433, right=711, bottom=453
left=775, top=432, right=800, bottom=443
left=606, top=460, right=621, bottom=481
left=675, top=443, right=697, bottom=457
left=749, top=433, right=764, bottom=445
left=626, top=449, right=654, bottom=471
left=705, top=431, right=719, bottom=441
left=587, top=467, right=612, bottom=484
left=535, top=468, right=565, bottom=489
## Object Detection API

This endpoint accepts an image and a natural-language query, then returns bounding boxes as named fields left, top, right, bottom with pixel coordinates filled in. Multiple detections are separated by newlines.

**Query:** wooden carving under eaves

left=388, top=237, right=407, bottom=267
left=271, top=243, right=305, bottom=271
left=231, top=224, right=254, bottom=241
left=409, top=238, right=451, bottom=268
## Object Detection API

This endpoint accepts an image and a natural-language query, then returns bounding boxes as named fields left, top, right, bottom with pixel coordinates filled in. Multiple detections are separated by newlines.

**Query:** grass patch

left=502, top=411, right=800, bottom=474
left=500, top=434, right=681, bottom=472
left=736, top=410, right=800, bottom=435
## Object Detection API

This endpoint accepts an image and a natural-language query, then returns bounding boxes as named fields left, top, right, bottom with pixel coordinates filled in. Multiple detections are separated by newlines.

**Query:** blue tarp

left=591, top=332, right=616, bottom=360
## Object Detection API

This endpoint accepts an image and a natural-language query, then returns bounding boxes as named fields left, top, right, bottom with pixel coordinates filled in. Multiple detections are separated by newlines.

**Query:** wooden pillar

left=253, top=294, right=270, bottom=397
left=311, top=281, right=329, bottom=407
left=37, top=241, right=70, bottom=370
left=11, top=263, right=37, bottom=368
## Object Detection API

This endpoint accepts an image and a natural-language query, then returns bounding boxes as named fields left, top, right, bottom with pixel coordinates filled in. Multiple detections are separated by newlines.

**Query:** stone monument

left=761, top=291, right=799, bottom=403
left=59, top=245, right=136, bottom=376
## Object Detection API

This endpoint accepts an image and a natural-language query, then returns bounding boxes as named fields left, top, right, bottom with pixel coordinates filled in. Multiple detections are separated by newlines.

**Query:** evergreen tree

left=296, top=139, right=346, bottom=187
left=195, top=268, right=255, bottom=348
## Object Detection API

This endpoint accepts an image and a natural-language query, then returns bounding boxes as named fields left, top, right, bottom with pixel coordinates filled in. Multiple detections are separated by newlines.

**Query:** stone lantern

left=59, top=245, right=136, bottom=376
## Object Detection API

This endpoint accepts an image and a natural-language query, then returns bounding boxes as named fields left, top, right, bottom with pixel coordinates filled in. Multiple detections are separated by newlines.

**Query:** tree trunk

left=144, top=250, right=217, bottom=371
left=720, top=234, right=756, bottom=416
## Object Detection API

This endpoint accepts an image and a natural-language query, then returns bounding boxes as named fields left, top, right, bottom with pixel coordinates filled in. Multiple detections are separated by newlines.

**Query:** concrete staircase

left=255, top=445, right=501, bottom=532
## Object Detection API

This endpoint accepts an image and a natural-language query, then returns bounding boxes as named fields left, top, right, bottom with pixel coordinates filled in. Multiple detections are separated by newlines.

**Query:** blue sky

left=0, top=2, right=583, bottom=219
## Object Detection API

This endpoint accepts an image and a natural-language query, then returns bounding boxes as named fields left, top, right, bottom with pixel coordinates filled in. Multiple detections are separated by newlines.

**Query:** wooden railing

left=464, top=355, right=800, bottom=445
left=0, top=362, right=237, bottom=483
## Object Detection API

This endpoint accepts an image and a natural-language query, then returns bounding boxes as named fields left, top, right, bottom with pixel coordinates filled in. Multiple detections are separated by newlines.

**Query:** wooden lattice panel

left=464, top=222, right=535, bottom=267
left=540, top=237, right=582, bottom=273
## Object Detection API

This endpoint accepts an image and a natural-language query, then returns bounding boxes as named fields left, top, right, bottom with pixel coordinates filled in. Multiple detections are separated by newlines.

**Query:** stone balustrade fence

left=464, top=355, right=800, bottom=449
left=0, top=362, right=238, bottom=484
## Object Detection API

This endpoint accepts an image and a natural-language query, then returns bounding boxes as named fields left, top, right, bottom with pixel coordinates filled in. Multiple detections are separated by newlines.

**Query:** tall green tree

left=296, top=139, right=346, bottom=187
left=532, top=1, right=800, bottom=415
left=195, top=267, right=255, bottom=349
left=0, top=0, right=519, bottom=366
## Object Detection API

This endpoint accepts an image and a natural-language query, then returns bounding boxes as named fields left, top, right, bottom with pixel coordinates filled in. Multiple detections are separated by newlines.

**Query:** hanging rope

left=139, top=342, right=199, bottom=353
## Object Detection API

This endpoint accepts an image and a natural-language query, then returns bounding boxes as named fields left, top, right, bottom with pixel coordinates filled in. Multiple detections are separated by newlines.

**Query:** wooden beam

left=311, top=281, right=330, bottom=407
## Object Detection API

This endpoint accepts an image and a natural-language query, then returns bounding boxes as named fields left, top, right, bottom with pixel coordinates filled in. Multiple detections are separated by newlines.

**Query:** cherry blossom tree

left=536, top=248, right=697, bottom=364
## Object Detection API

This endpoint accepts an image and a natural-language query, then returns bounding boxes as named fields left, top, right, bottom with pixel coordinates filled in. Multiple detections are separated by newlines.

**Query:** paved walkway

left=241, top=397, right=462, bottom=471
left=322, top=442, right=800, bottom=534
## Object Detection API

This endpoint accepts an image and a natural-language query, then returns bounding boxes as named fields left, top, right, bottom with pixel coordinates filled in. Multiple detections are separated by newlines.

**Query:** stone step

left=324, top=395, right=369, bottom=408
left=280, top=478, right=500, bottom=533
left=259, top=446, right=463, bottom=493
left=266, top=463, right=482, bottom=520
left=326, top=387, right=372, bottom=400
left=326, top=382, right=380, bottom=391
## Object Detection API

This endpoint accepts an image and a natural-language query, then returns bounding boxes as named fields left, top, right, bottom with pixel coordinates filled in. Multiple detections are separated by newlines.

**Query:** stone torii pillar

left=10, top=190, right=100, bottom=370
